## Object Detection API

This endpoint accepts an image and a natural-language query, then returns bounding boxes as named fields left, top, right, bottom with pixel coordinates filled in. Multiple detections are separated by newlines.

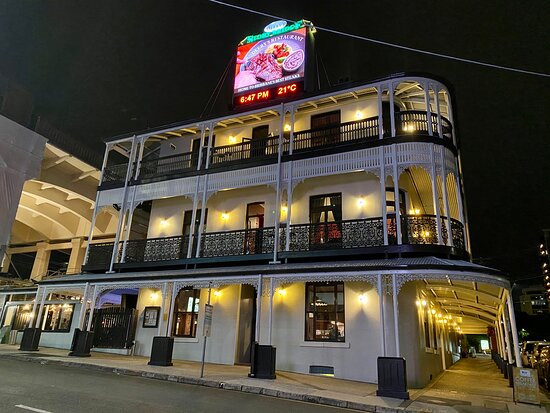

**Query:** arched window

left=173, top=288, right=200, bottom=337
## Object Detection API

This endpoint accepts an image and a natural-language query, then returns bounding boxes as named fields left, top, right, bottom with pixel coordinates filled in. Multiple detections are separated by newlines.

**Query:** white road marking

left=15, top=405, right=53, bottom=413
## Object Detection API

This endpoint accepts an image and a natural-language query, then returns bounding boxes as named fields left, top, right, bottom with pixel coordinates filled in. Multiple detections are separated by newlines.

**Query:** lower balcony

left=84, top=216, right=467, bottom=272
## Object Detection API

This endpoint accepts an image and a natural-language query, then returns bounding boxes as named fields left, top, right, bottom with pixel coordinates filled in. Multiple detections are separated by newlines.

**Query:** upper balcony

left=99, top=76, right=456, bottom=191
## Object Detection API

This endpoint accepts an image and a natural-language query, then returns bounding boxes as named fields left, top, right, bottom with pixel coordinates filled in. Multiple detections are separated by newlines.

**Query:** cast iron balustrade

left=86, top=242, right=115, bottom=268
left=121, top=235, right=189, bottom=263
left=394, top=111, right=452, bottom=140
left=289, top=117, right=379, bottom=152
left=450, top=218, right=466, bottom=250
left=401, top=214, right=439, bottom=245
left=200, top=227, right=276, bottom=257
left=209, top=136, right=279, bottom=167
left=102, top=163, right=129, bottom=184
left=280, top=218, right=385, bottom=252
left=138, top=151, right=195, bottom=182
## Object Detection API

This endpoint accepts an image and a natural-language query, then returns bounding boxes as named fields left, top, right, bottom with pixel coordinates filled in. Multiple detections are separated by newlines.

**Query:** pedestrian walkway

left=0, top=345, right=547, bottom=412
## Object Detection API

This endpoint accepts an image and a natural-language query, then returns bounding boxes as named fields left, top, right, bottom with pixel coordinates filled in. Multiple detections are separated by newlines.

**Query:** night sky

left=0, top=1, right=548, bottom=281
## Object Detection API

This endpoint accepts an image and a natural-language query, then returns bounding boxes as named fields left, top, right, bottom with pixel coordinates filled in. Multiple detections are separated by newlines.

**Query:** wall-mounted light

left=358, top=293, right=367, bottom=303
left=160, top=219, right=169, bottom=228
left=357, top=197, right=366, bottom=208
left=281, top=205, right=288, bottom=214
left=150, top=292, right=159, bottom=301
left=228, top=135, right=237, bottom=144
left=221, top=212, right=229, bottom=221
left=277, top=288, right=287, bottom=297
left=355, top=110, right=363, bottom=119
left=431, top=309, right=436, bottom=315
left=409, top=208, right=421, bottom=215
left=403, top=124, right=415, bottom=132
left=421, top=300, right=427, bottom=307
left=284, top=124, right=291, bottom=132
left=213, top=290, right=222, bottom=298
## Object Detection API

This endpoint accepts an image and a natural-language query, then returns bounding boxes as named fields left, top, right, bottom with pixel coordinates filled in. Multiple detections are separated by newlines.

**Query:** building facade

left=0, top=74, right=523, bottom=388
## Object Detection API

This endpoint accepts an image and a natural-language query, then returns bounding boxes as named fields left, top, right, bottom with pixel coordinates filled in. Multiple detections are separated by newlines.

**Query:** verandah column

left=195, top=123, right=214, bottom=258
left=34, top=287, right=48, bottom=329
left=78, top=283, right=90, bottom=330
left=187, top=124, right=207, bottom=258
left=430, top=146, right=443, bottom=245
left=272, top=104, right=285, bottom=263
left=502, top=305, right=513, bottom=364
left=284, top=107, right=296, bottom=252
left=391, top=274, right=400, bottom=357
left=86, top=285, right=99, bottom=331
left=506, top=290, right=522, bottom=367
left=157, top=282, right=168, bottom=336
left=84, top=143, right=112, bottom=265
left=439, top=150, right=453, bottom=247
left=424, top=82, right=433, bottom=136
left=377, top=274, right=386, bottom=356
left=377, top=85, right=388, bottom=245
left=109, top=136, right=138, bottom=272
left=391, top=145, right=402, bottom=245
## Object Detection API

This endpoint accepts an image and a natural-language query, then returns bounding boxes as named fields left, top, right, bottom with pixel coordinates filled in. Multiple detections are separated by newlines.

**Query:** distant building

left=519, top=285, right=549, bottom=315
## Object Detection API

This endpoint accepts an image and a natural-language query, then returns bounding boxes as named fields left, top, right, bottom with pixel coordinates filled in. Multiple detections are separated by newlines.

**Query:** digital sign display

left=234, top=24, right=307, bottom=105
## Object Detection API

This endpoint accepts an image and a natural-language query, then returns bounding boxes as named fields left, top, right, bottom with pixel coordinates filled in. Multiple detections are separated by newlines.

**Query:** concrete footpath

left=0, top=345, right=547, bottom=413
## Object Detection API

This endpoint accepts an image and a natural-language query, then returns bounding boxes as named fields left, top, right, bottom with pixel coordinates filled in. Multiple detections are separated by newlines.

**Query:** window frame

left=172, top=288, right=200, bottom=338
left=41, top=304, right=75, bottom=333
left=305, top=282, right=345, bottom=343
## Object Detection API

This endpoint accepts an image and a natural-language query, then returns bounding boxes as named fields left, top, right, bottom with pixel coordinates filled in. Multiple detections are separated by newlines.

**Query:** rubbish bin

left=69, top=328, right=94, bottom=357
left=248, top=342, right=276, bottom=379
left=376, top=357, right=410, bottom=399
left=148, top=336, right=174, bottom=366
left=19, top=327, right=41, bottom=351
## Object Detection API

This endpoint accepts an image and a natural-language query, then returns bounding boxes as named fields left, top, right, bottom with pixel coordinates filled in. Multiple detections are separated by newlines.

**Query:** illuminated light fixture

left=415, top=300, right=421, bottom=306
left=228, top=135, right=237, bottom=144
left=23, top=304, right=31, bottom=310
left=213, top=290, right=222, bottom=298
left=284, top=124, right=291, bottom=132
left=437, top=313, right=443, bottom=318
left=150, top=292, right=159, bottom=301
left=431, top=309, right=436, bottom=315
left=278, top=288, right=287, bottom=297
left=358, top=293, right=367, bottom=303
left=281, top=205, right=288, bottom=214
left=160, top=219, right=169, bottom=228
left=355, top=110, right=363, bottom=119
left=421, top=300, right=427, bottom=307
left=357, top=197, right=366, bottom=208
left=403, top=124, right=415, bottom=132
left=221, top=212, right=230, bottom=221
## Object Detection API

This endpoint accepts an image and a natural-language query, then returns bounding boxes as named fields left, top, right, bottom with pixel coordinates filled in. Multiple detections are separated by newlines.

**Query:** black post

left=376, top=357, right=409, bottom=399
left=148, top=336, right=174, bottom=366
left=19, top=327, right=41, bottom=351
left=68, top=328, right=94, bottom=357
left=507, top=363, right=514, bottom=387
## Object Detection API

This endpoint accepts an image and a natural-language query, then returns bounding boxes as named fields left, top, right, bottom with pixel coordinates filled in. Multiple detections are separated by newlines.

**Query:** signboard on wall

left=513, top=367, right=540, bottom=405
left=233, top=20, right=310, bottom=106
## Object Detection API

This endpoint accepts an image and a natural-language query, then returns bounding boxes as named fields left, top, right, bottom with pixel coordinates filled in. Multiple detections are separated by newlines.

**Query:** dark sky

left=0, top=1, right=549, bottom=281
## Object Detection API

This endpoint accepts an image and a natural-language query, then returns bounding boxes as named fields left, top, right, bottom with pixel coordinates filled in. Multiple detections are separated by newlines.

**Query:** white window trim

left=300, top=341, right=350, bottom=349
left=174, top=337, right=200, bottom=344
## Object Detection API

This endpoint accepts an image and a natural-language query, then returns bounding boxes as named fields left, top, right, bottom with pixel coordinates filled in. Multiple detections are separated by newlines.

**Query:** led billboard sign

left=234, top=22, right=309, bottom=106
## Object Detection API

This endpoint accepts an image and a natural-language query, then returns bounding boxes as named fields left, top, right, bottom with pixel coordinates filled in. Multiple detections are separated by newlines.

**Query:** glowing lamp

left=431, top=309, right=436, bottom=315
left=213, top=290, right=222, bottom=298
left=358, top=293, right=367, bottom=303
left=415, top=300, right=421, bottom=307
left=160, top=219, right=169, bottom=228
left=150, top=292, right=159, bottom=301
left=221, top=212, right=229, bottom=221
left=284, top=124, right=291, bottom=132
left=421, top=300, right=427, bottom=307
left=355, top=110, right=363, bottom=119
left=278, top=289, right=287, bottom=296
left=228, top=135, right=237, bottom=144
left=357, top=197, right=366, bottom=208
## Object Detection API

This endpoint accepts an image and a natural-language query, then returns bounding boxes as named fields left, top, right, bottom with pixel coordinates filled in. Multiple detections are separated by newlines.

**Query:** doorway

left=250, top=125, right=269, bottom=158
left=245, top=202, right=265, bottom=254
left=310, top=110, right=341, bottom=147
left=235, top=284, right=257, bottom=364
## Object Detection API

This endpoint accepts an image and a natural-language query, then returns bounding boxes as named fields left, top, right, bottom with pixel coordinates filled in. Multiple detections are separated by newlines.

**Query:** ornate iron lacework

left=123, top=236, right=188, bottom=263
left=401, top=214, right=439, bottom=245
left=102, top=163, right=129, bottom=184
left=87, top=242, right=115, bottom=267
left=450, top=218, right=466, bottom=250
left=200, top=227, right=275, bottom=257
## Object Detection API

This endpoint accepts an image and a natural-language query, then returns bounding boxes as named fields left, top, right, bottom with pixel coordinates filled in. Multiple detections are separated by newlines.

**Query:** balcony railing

left=395, top=111, right=452, bottom=139
left=139, top=152, right=195, bottom=182
left=100, top=111, right=454, bottom=186
left=210, top=136, right=279, bottom=167
left=280, top=218, right=384, bottom=252
left=201, top=227, right=276, bottom=257
left=84, top=215, right=466, bottom=270
left=288, top=117, right=379, bottom=152
left=122, top=235, right=189, bottom=263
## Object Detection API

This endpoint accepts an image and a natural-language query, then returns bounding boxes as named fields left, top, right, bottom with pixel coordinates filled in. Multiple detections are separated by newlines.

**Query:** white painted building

left=0, top=74, right=523, bottom=388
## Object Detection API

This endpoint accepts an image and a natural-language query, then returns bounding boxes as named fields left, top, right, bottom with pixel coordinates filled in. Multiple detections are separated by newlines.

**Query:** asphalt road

left=0, top=358, right=352, bottom=413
